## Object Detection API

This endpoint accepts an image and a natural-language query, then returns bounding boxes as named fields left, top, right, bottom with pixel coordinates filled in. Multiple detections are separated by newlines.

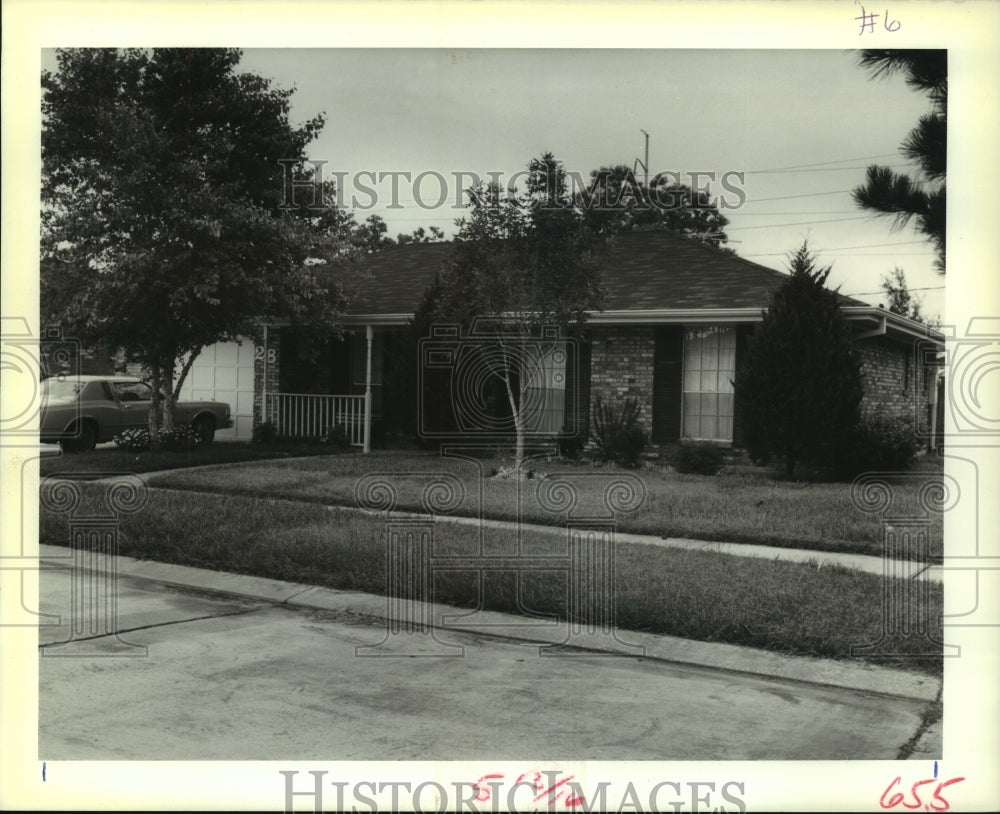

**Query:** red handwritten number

left=880, top=776, right=966, bottom=811
left=931, top=777, right=966, bottom=812
left=474, top=771, right=586, bottom=810
left=473, top=774, right=504, bottom=803
left=881, top=777, right=905, bottom=808
left=903, top=778, right=935, bottom=809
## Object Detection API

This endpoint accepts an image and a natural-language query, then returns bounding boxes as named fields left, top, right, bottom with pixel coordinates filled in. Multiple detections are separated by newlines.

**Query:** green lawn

left=37, top=440, right=350, bottom=476
left=146, top=451, right=945, bottom=560
left=38, top=485, right=943, bottom=674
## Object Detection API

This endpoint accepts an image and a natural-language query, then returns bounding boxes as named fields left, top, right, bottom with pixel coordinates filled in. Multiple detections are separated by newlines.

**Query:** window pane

left=682, top=326, right=736, bottom=440
left=698, top=416, right=717, bottom=438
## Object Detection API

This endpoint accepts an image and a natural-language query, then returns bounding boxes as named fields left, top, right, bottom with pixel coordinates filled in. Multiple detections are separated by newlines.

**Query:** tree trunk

left=161, top=381, right=175, bottom=432
left=173, top=346, right=202, bottom=402
left=159, top=359, right=175, bottom=432
left=501, top=369, right=525, bottom=473
left=148, top=362, right=162, bottom=442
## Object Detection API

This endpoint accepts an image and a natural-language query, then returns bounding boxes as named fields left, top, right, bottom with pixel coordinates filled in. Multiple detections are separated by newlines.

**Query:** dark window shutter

left=653, top=327, right=683, bottom=443
left=563, top=338, right=592, bottom=439
left=731, top=324, right=754, bottom=449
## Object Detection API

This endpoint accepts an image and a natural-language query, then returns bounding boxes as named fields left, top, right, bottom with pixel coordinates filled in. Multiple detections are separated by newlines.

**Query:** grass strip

left=147, top=452, right=945, bottom=560
left=39, top=485, right=943, bottom=675
left=37, top=441, right=346, bottom=476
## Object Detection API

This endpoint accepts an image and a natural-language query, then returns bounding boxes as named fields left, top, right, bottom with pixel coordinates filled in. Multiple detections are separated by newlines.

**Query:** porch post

left=261, top=324, right=269, bottom=423
left=364, top=324, right=373, bottom=453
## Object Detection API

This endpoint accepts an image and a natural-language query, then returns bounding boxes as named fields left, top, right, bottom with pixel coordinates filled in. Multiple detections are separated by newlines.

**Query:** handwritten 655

left=879, top=771, right=965, bottom=812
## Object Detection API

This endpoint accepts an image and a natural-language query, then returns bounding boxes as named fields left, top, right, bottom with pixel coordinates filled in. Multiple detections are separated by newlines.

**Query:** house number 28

left=255, top=346, right=277, bottom=364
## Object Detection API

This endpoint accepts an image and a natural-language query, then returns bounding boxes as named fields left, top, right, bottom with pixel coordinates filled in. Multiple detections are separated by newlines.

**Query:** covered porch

left=258, top=322, right=385, bottom=452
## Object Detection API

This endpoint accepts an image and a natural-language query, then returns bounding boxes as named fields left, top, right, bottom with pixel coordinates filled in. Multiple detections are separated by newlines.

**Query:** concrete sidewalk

left=37, top=544, right=942, bottom=760
left=361, top=509, right=940, bottom=582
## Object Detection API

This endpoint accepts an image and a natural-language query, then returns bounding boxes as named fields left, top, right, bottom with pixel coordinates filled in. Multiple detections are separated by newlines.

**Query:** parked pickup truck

left=40, top=375, right=233, bottom=452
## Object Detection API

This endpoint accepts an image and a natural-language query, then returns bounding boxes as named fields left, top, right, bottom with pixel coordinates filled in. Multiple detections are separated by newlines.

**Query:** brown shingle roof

left=599, top=230, right=788, bottom=310
left=346, top=242, right=451, bottom=315
left=344, top=229, right=863, bottom=317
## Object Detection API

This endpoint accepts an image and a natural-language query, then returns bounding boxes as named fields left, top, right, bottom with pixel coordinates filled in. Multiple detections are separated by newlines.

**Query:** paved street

left=38, top=565, right=937, bottom=761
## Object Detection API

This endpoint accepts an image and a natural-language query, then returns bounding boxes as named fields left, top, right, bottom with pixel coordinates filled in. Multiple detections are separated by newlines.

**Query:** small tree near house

left=735, top=243, right=863, bottom=479
left=433, top=153, right=607, bottom=471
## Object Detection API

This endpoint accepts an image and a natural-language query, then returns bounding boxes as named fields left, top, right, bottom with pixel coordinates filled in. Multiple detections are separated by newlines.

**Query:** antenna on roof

left=634, top=129, right=649, bottom=188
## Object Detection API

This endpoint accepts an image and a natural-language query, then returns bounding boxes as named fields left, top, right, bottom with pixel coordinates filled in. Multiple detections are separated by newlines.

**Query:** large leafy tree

left=41, top=48, right=349, bottom=437
left=852, top=49, right=947, bottom=273
left=433, top=152, right=607, bottom=468
left=735, top=243, right=863, bottom=479
left=577, top=164, right=731, bottom=249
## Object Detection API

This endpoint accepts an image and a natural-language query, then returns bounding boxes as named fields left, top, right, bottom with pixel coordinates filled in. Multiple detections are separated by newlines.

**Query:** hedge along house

left=247, top=230, right=945, bottom=451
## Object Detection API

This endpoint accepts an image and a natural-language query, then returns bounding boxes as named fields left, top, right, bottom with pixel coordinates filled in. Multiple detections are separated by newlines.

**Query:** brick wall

left=588, top=326, right=655, bottom=431
left=252, top=328, right=281, bottom=427
left=858, top=336, right=930, bottom=434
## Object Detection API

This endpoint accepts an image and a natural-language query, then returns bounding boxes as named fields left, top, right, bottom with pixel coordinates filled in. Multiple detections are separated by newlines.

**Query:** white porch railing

left=264, top=393, right=366, bottom=447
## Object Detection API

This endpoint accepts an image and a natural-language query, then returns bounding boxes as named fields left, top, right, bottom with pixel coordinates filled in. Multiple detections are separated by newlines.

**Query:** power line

left=742, top=189, right=854, bottom=203
left=731, top=210, right=862, bottom=216
left=846, top=286, right=946, bottom=296
left=816, top=240, right=928, bottom=251
left=742, top=153, right=899, bottom=173
left=743, top=251, right=934, bottom=258
left=727, top=215, right=871, bottom=231
left=747, top=164, right=908, bottom=175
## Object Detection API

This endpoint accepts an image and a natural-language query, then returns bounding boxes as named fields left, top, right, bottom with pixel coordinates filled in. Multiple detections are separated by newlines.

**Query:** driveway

left=38, top=564, right=938, bottom=761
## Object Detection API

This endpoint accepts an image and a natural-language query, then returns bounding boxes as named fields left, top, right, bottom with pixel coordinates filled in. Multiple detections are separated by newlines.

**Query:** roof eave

left=585, top=308, right=766, bottom=325
left=842, top=306, right=945, bottom=346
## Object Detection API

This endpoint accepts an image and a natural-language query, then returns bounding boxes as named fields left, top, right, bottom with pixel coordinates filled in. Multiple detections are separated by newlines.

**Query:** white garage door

left=178, top=340, right=255, bottom=440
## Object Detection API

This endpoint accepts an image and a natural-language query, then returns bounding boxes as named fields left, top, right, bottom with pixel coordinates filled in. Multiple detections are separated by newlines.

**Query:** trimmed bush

left=114, top=427, right=151, bottom=451
left=556, top=430, right=586, bottom=461
left=158, top=425, right=199, bottom=451
left=252, top=421, right=278, bottom=445
left=675, top=441, right=726, bottom=476
left=837, top=410, right=919, bottom=477
left=113, top=424, right=199, bottom=452
left=591, top=395, right=648, bottom=468
left=324, top=423, right=351, bottom=451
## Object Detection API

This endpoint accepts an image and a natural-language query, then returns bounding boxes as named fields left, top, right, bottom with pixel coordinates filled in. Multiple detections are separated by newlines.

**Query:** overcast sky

left=37, top=46, right=945, bottom=317
left=235, top=48, right=944, bottom=316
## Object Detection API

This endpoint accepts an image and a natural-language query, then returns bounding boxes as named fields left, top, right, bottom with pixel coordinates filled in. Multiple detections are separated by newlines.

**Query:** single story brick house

left=179, top=230, right=943, bottom=449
